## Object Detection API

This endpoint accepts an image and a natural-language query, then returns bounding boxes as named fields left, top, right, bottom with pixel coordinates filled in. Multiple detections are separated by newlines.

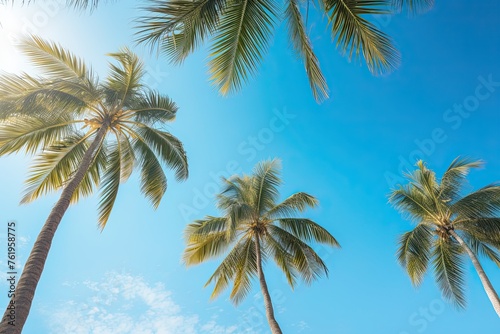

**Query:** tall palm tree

left=0, top=36, right=188, bottom=332
left=135, top=0, right=401, bottom=103
left=184, top=159, right=339, bottom=334
left=390, top=158, right=500, bottom=317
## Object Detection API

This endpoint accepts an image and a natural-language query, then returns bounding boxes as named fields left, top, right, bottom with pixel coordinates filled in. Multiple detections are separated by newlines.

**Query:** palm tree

left=389, top=158, right=500, bottom=317
left=0, top=36, right=188, bottom=332
left=184, top=159, right=339, bottom=334
left=135, top=0, right=401, bottom=103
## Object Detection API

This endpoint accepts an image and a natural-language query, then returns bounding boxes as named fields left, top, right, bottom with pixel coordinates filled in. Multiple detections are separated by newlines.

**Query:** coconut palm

left=184, top=159, right=339, bottom=334
left=0, top=36, right=188, bottom=332
left=135, top=0, right=401, bottom=103
left=390, top=158, right=500, bottom=317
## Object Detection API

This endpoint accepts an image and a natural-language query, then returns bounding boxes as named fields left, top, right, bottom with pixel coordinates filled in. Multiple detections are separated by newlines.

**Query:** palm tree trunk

left=254, top=235, right=283, bottom=334
left=0, top=126, right=107, bottom=333
left=449, top=229, right=500, bottom=317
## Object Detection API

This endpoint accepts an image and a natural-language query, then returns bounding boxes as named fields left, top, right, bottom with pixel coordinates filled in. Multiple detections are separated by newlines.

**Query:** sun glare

left=0, top=5, right=28, bottom=73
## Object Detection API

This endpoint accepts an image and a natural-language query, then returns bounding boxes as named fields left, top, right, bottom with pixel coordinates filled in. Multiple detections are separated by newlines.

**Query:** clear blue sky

left=0, top=1, right=499, bottom=333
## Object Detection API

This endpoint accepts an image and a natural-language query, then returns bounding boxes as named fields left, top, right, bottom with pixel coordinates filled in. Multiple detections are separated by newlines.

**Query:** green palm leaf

left=134, top=125, right=189, bottom=180
left=322, top=0, right=400, bottom=75
left=0, top=113, right=77, bottom=155
left=252, top=159, right=281, bottom=215
left=265, top=192, right=318, bottom=219
left=285, top=0, right=329, bottom=102
left=97, top=141, right=122, bottom=229
left=265, top=232, right=298, bottom=288
left=20, top=36, right=94, bottom=83
left=136, top=0, right=227, bottom=63
left=105, top=48, right=144, bottom=107
left=131, top=90, right=178, bottom=125
left=230, top=237, right=258, bottom=304
left=451, top=184, right=500, bottom=218
left=439, top=157, right=483, bottom=203
left=132, top=135, right=168, bottom=209
left=432, top=238, right=466, bottom=308
left=21, top=132, right=93, bottom=203
left=269, top=224, right=328, bottom=284
left=208, top=0, right=278, bottom=94
left=278, top=218, right=340, bottom=246
left=397, top=223, right=433, bottom=286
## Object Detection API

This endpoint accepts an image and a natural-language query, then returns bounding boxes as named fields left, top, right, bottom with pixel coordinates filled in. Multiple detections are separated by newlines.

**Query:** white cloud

left=43, top=273, right=237, bottom=334
left=292, top=320, right=309, bottom=332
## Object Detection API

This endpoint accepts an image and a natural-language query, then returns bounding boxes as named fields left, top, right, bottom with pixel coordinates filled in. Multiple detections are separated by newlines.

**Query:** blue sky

left=0, top=1, right=499, bottom=333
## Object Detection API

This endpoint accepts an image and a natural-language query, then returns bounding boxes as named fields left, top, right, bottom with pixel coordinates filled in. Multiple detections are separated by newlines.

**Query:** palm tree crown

left=390, top=158, right=500, bottom=314
left=0, top=36, right=189, bottom=332
left=184, top=159, right=339, bottom=303
left=0, top=35, right=188, bottom=228
left=135, top=0, right=401, bottom=102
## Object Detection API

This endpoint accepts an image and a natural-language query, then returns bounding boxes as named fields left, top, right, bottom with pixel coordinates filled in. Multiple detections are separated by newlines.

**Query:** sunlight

left=0, top=6, right=26, bottom=73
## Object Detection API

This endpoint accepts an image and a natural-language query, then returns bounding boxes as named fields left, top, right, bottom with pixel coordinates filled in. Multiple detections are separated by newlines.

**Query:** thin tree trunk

left=0, top=126, right=107, bottom=333
left=254, top=235, right=283, bottom=334
left=450, top=229, right=500, bottom=317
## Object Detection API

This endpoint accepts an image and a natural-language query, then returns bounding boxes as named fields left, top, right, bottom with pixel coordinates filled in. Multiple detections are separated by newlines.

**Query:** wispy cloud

left=43, top=273, right=237, bottom=334
left=292, top=320, right=309, bottom=332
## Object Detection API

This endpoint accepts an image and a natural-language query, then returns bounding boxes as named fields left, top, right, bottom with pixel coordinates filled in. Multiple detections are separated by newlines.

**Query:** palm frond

left=135, top=0, right=227, bottom=63
left=389, top=184, right=437, bottom=223
left=21, top=132, right=94, bottom=203
left=105, top=48, right=145, bottom=107
left=432, top=238, right=466, bottom=308
left=208, top=0, right=278, bottom=94
left=0, top=73, right=90, bottom=118
left=65, top=0, right=109, bottom=10
left=134, top=125, right=188, bottom=180
left=457, top=218, right=500, bottom=245
left=322, top=0, right=400, bottom=75
left=284, top=0, right=329, bottom=102
left=205, top=239, right=246, bottom=300
left=115, top=131, right=135, bottom=182
left=451, top=184, right=500, bottom=219
left=217, top=175, right=254, bottom=210
left=252, top=159, right=281, bottom=215
left=278, top=218, right=339, bottom=247
left=0, top=113, right=77, bottom=155
left=269, top=224, right=328, bottom=284
left=229, top=237, right=258, bottom=304
left=265, top=192, right=318, bottom=219
left=439, top=157, right=483, bottom=203
left=265, top=232, right=298, bottom=288
left=131, top=90, right=178, bottom=125
left=184, top=229, right=232, bottom=265
left=465, top=236, right=500, bottom=268
left=397, top=223, right=433, bottom=286
left=69, top=137, right=108, bottom=203
left=392, top=0, right=434, bottom=15
left=20, top=35, right=97, bottom=89
left=185, top=216, right=228, bottom=239
left=97, top=140, right=122, bottom=229
left=133, top=134, right=168, bottom=209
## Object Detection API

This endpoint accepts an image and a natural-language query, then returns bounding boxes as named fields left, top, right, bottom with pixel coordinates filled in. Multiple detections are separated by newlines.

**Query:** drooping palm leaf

left=397, top=223, right=433, bottom=286
left=322, top=0, right=400, bottom=75
left=208, top=0, right=278, bottom=94
left=285, top=0, right=329, bottom=101
left=432, top=238, right=466, bottom=308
